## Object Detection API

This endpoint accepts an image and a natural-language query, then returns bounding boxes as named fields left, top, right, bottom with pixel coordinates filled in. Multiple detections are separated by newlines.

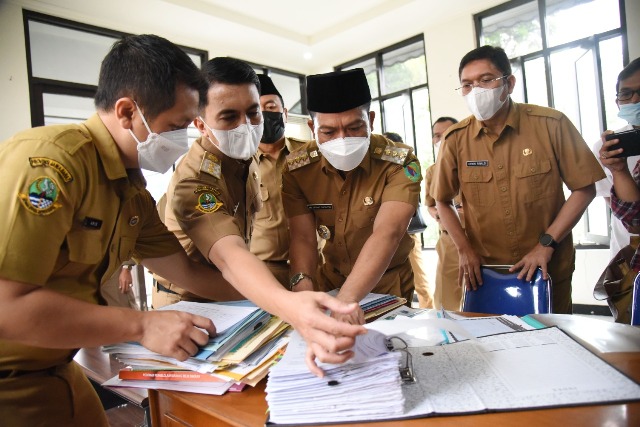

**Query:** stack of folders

left=326, top=289, right=407, bottom=320
left=102, top=300, right=291, bottom=395
left=266, top=329, right=407, bottom=425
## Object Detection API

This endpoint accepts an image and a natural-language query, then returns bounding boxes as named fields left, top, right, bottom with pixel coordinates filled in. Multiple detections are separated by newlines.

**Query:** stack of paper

left=326, top=289, right=407, bottom=320
left=266, top=330, right=405, bottom=424
left=102, top=300, right=290, bottom=395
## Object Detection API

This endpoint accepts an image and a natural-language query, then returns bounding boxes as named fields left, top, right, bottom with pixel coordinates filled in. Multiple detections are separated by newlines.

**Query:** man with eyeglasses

left=592, top=57, right=640, bottom=261
left=431, top=45, right=605, bottom=314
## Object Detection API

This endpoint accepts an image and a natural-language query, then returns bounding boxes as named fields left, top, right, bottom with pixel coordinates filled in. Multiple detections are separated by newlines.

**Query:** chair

left=462, top=265, right=552, bottom=316
left=632, top=272, right=640, bottom=326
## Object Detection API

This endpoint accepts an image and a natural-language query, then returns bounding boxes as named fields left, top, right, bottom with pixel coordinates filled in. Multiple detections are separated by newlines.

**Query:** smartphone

left=605, top=129, right=640, bottom=158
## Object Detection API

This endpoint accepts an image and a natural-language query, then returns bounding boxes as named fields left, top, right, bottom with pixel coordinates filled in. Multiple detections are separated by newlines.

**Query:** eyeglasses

left=616, top=89, right=640, bottom=102
left=455, top=75, right=509, bottom=96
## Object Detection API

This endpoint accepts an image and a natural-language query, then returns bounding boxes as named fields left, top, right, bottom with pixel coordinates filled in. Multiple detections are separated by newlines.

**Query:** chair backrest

left=632, top=272, right=640, bottom=326
left=462, top=266, right=552, bottom=316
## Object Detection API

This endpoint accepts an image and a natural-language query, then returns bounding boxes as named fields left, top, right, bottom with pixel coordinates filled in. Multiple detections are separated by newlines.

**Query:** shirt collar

left=469, top=99, right=519, bottom=138
left=84, top=114, right=128, bottom=181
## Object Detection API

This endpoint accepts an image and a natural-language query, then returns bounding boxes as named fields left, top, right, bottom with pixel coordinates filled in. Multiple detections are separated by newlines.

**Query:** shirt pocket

left=352, top=205, right=380, bottom=229
left=515, top=159, right=552, bottom=202
left=66, top=229, right=103, bottom=264
left=461, top=169, right=495, bottom=207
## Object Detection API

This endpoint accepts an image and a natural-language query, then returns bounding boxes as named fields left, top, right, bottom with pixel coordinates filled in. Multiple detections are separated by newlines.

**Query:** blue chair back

left=462, top=266, right=552, bottom=316
left=632, top=272, right=640, bottom=326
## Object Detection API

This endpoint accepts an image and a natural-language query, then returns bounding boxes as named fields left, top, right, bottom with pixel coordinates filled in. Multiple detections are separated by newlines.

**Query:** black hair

left=432, top=116, right=458, bottom=130
left=616, top=57, right=640, bottom=93
left=458, top=45, right=512, bottom=78
left=94, top=34, right=208, bottom=120
left=201, top=57, right=260, bottom=107
left=309, top=102, right=371, bottom=120
left=383, top=132, right=403, bottom=143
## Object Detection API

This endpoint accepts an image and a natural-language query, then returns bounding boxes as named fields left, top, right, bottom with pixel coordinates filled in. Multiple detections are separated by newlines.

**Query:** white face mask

left=129, top=103, right=189, bottom=173
left=200, top=117, right=263, bottom=161
left=464, top=84, right=507, bottom=121
left=317, top=136, right=370, bottom=172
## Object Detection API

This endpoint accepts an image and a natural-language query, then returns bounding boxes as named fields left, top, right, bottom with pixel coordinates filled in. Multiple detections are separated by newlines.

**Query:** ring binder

left=385, top=336, right=416, bottom=384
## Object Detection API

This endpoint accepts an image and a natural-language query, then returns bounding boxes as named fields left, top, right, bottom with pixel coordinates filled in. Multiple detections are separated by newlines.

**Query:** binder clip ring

left=385, top=336, right=416, bottom=384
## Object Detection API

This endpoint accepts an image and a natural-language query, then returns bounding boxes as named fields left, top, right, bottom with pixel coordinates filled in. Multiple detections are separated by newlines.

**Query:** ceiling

left=29, top=0, right=505, bottom=74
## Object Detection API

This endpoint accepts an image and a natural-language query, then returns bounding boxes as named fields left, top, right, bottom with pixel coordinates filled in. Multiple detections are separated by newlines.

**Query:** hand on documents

left=279, top=291, right=367, bottom=377
left=138, top=310, right=216, bottom=361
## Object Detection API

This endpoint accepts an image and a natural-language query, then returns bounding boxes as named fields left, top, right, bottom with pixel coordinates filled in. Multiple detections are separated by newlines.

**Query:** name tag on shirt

left=307, top=204, right=333, bottom=210
left=82, top=217, right=103, bottom=230
left=466, top=160, right=489, bottom=167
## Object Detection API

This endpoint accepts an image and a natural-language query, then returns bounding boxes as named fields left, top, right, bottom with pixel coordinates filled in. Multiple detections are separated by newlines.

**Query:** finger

left=317, top=294, right=359, bottom=315
left=525, top=265, right=536, bottom=282
left=305, top=347, right=324, bottom=378
left=310, top=341, right=355, bottom=365
left=191, top=314, right=217, bottom=337
left=509, top=261, right=522, bottom=273
left=171, top=346, right=190, bottom=362
left=472, top=263, right=483, bottom=286
left=516, top=264, right=526, bottom=280
left=540, top=263, right=549, bottom=281
left=189, top=326, right=212, bottom=347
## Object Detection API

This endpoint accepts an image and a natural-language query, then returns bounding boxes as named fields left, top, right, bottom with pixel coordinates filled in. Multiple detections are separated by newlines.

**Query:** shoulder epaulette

left=522, top=103, right=563, bottom=120
left=200, top=151, right=222, bottom=179
left=285, top=146, right=320, bottom=172
left=371, top=139, right=411, bottom=165
left=442, top=118, right=471, bottom=140
left=51, top=126, right=92, bottom=155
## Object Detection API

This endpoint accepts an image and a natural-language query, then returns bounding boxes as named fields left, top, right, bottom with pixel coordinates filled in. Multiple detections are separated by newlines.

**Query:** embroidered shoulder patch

left=19, top=176, right=62, bottom=215
left=200, top=152, right=221, bottom=179
left=196, top=192, right=223, bottom=213
left=404, top=161, right=421, bottom=182
left=29, top=157, right=73, bottom=182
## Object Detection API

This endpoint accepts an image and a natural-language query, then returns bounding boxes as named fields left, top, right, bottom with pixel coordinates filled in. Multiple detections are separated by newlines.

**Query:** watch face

left=540, top=234, right=554, bottom=247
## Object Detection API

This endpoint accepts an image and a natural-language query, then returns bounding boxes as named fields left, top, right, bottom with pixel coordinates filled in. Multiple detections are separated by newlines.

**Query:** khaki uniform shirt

left=0, top=114, right=182, bottom=371
left=163, top=136, right=261, bottom=299
left=250, top=137, right=308, bottom=262
left=424, top=164, right=464, bottom=231
left=431, top=101, right=605, bottom=280
left=282, top=134, right=422, bottom=293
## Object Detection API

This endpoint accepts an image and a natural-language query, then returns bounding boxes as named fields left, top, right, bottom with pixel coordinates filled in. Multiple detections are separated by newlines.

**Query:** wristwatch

left=539, top=233, right=558, bottom=249
left=289, top=272, right=312, bottom=291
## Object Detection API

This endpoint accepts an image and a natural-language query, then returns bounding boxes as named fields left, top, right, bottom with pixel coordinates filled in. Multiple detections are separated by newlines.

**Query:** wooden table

left=136, top=315, right=640, bottom=426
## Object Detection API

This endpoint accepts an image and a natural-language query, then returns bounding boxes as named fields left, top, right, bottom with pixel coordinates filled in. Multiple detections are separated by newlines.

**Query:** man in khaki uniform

left=249, top=74, right=308, bottom=286
left=432, top=46, right=605, bottom=313
left=283, top=69, right=422, bottom=324
left=424, top=117, right=464, bottom=310
left=0, top=35, right=244, bottom=426
left=163, top=58, right=365, bottom=376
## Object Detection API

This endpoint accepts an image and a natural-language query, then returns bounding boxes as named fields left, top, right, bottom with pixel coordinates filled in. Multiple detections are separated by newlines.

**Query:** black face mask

left=261, top=111, right=286, bottom=144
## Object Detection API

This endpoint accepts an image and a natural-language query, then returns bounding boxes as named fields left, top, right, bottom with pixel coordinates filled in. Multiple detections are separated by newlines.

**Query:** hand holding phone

left=605, top=129, right=640, bottom=158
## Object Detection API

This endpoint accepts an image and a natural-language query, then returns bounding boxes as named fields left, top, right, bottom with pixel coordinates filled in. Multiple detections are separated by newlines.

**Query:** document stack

left=102, top=300, right=290, bottom=395
left=266, top=329, right=406, bottom=425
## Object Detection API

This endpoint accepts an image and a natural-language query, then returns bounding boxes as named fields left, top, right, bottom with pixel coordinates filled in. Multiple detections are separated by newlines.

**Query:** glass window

left=545, top=0, right=621, bottom=47
left=43, top=93, right=95, bottom=126
left=383, top=95, right=414, bottom=147
left=600, top=36, right=627, bottom=131
left=382, top=40, right=427, bottom=95
left=270, top=72, right=302, bottom=114
left=480, top=1, right=542, bottom=58
left=345, top=58, right=379, bottom=98
left=523, top=57, right=549, bottom=106
left=29, top=21, right=118, bottom=86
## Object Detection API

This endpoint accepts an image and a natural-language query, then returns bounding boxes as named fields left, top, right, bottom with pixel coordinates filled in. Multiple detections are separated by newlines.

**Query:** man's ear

left=283, top=107, right=289, bottom=123
left=114, top=97, right=136, bottom=130
left=368, top=110, right=376, bottom=132
left=193, top=116, right=207, bottom=136
left=506, top=74, right=516, bottom=95
left=307, top=118, right=315, bottom=137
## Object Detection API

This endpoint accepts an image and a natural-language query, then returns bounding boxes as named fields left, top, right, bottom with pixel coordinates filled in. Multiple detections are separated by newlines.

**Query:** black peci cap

left=306, top=68, right=371, bottom=113
left=257, top=74, right=282, bottom=98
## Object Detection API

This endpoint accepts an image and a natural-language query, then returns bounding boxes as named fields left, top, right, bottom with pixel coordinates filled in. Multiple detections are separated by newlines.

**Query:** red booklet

left=118, top=369, right=224, bottom=383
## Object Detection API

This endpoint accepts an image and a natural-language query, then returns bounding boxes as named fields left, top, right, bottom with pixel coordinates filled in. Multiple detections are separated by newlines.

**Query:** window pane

left=545, top=0, right=620, bottom=47
left=187, top=53, right=202, bottom=68
left=269, top=73, right=302, bottom=114
left=599, top=36, right=627, bottom=131
left=510, top=60, right=525, bottom=103
left=29, top=21, right=118, bottom=86
left=383, top=95, right=414, bottom=147
left=382, top=40, right=427, bottom=95
left=480, top=1, right=542, bottom=57
left=344, top=58, right=379, bottom=98
left=523, top=57, right=549, bottom=106
left=412, top=88, right=432, bottom=168
left=43, top=93, right=95, bottom=125
left=550, top=46, right=601, bottom=136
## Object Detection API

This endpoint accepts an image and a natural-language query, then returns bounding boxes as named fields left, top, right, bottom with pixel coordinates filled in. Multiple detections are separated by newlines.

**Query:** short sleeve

left=379, top=156, right=422, bottom=206
left=282, top=170, right=311, bottom=218
left=132, top=190, right=183, bottom=261
left=430, top=136, right=460, bottom=202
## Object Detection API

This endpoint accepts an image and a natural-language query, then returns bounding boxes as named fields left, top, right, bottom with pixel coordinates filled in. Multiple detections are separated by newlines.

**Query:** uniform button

left=498, top=164, right=503, bottom=169
left=370, top=218, right=374, bottom=222
left=505, top=209, right=510, bottom=215
left=512, top=251, right=518, bottom=256
left=500, top=186, right=507, bottom=192
left=508, top=231, right=514, bottom=236
left=473, top=174, right=479, bottom=179
left=530, top=167, right=536, bottom=173
left=338, top=217, right=343, bottom=222
left=341, top=191, right=346, bottom=195
left=338, top=242, right=343, bottom=246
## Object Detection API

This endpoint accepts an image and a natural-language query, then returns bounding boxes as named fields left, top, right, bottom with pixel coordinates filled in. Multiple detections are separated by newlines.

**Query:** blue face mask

left=618, top=102, right=640, bottom=126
